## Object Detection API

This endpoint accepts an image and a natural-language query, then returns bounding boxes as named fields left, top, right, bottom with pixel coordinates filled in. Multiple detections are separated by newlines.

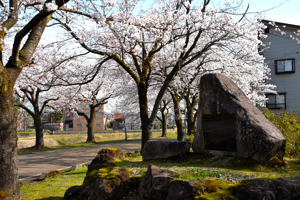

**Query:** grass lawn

left=20, top=153, right=300, bottom=200
left=21, top=167, right=87, bottom=200
left=20, top=129, right=299, bottom=199
left=18, top=129, right=36, bottom=134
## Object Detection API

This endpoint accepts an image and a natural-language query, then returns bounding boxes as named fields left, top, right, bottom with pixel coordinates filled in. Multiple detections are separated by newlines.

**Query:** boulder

left=78, top=165, right=130, bottom=200
left=64, top=148, right=130, bottom=200
left=142, top=140, right=190, bottom=161
left=139, top=164, right=180, bottom=200
left=64, top=186, right=81, bottom=200
left=193, top=73, right=286, bottom=162
left=167, top=179, right=229, bottom=200
left=166, top=179, right=205, bottom=200
left=91, top=148, right=127, bottom=164
left=38, top=170, right=60, bottom=180
left=233, top=178, right=300, bottom=200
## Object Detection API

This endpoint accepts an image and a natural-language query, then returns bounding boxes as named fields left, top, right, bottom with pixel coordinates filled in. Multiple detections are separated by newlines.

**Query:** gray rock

left=64, top=149, right=130, bottom=200
left=70, top=163, right=86, bottom=171
left=142, top=140, right=190, bottom=161
left=64, top=185, right=81, bottom=199
left=38, top=170, right=60, bottom=181
left=193, top=73, right=286, bottom=162
left=78, top=166, right=130, bottom=200
left=139, top=164, right=180, bottom=200
left=91, top=148, right=127, bottom=164
left=233, top=178, right=300, bottom=200
left=166, top=179, right=207, bottom=200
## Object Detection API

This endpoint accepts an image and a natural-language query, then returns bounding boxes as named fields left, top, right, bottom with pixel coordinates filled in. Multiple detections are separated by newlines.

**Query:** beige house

left=63, top=102, right=106, bottom=131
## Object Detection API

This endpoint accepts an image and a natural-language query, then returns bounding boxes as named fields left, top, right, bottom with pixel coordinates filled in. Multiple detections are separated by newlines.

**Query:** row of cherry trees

left=48, top=0, right=275, bottom=150
left=0, top=0, right=281, bottom=199
left=13, top=43, right=120, bottom=148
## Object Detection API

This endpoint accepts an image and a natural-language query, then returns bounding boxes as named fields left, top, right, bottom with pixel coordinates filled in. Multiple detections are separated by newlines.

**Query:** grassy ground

left=19, top=130, right=299, bottom=199
left=20, top=153, right=300, bottom=200
left=18, top=130, right=177, bottom=155
left=18, top=129, right=36, bottom=133
left=21, top=168, right=87, bottom=200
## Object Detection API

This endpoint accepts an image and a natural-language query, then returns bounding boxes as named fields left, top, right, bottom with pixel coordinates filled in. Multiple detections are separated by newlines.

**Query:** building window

left=76, top=124, right=82, bottom=128
left=77, top=104, right=82, bottom=108
left=275, top=59, right=295, bottom=74
left=264, top=27, right=269, bottom=34
left=96, top=113, right=101, bottom=118
left=96, top=124, right=101, bottom=128
left=86, top=104, right=90, bottom=108
left=266, top=93, right=286, bottom=109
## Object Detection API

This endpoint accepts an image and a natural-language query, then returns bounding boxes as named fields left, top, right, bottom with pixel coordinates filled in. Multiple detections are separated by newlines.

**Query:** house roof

left=64, top=120, right=73, bottom=124
left=113, top=113, right=123, bottom=119
left=262, top=19, right=300, bottom=30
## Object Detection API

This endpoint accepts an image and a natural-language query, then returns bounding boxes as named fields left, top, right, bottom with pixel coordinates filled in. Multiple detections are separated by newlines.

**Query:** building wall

left=262, top=24, right=300, bottom=112
left=64, top=102, right=106, bottom=131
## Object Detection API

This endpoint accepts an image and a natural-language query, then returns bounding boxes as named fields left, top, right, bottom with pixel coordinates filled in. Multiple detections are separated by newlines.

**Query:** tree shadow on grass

left=36, top=197, right=64, bottom=200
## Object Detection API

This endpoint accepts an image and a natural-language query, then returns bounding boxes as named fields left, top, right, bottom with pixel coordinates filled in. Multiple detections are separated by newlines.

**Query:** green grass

left=21, top=167, right=87, bottom=200
left=20, top=154, right=300, bottom=200
left=18, top=129, right=36, bottom=134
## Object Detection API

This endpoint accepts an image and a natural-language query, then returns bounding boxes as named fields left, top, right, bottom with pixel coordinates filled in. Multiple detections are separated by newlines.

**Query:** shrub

left=263, top=108, right=300, bottom=158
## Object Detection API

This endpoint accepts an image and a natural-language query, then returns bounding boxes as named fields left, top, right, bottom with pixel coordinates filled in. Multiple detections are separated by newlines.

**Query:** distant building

left=112, top=113, right=124, bottom=130
left=63, top=102, right=106, bottom=131
left=44, top=123, right=63, bottom=131
left=261, top=20, right=300, bottom=112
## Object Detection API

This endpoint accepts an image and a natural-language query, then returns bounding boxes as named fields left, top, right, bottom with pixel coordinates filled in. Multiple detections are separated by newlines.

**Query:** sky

left=241, top=0, right=300, bottom=25
left=135, top=0, right=300, bottom=25
left=43, top=0, right=300, bottom=43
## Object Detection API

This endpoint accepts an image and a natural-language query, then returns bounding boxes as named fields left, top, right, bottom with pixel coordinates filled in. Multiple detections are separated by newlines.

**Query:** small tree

left=75, top=97, right=109, bottom=143
left=264, top=108, right=300, bottom=158
left=65, top=74, right=114, bottom=143
left=15, top=86, right=60, bottom=149
left=156, top=98, right=171, bottom=137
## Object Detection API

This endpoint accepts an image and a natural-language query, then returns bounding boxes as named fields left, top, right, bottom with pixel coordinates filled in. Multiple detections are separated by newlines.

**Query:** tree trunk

left=86, top=108, right=96, bottom=143
left=185, top=95, right=198, bottom=136
left=171, top=93, right=184, bottom=141
left=0, top=69, right=21, bottom=199
left=24, top=115, right=27, bottom=132
left=124, top=119, right=127, bottom=140
left=86, top=109, right=95, bottom=143
left=34, top=116, right=44, bottom=150
left=186, top=100, right=195, bottom=136
left=138, top=81, right=152, bottom=150
left=161, top=114, right=167, bottom=137
left=86, top=124, right=95, bottom=143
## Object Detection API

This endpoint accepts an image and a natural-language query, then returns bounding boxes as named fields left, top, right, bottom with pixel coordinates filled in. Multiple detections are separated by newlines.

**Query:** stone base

left=142, top=140, right=190, bottom=161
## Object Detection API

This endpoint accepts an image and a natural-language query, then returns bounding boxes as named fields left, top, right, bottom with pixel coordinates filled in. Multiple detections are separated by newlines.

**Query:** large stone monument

left=192, top=73, right=285, bottom=162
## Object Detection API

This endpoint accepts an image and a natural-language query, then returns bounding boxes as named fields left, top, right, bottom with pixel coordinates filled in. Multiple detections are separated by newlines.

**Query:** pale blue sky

left=136, top=0, right=300, bottom=25
left=241, top=0, right=300, bottom=25
left=43, top=0, right=300, bottom=43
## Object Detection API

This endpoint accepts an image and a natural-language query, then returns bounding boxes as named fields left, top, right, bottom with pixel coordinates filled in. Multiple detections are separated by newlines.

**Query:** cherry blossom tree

left=32, top=43, right=117, bottom=143
left=0, top=0, right=69, bottom=198
left=14, top=64, right=66, bottom=149
left=67, top=80, right=113, bottom=143
left=15, top=86, right=60, bottom=149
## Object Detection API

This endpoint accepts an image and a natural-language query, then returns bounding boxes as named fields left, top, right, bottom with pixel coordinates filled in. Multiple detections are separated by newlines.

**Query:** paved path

left=19, top=140, right=142, bottom=181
